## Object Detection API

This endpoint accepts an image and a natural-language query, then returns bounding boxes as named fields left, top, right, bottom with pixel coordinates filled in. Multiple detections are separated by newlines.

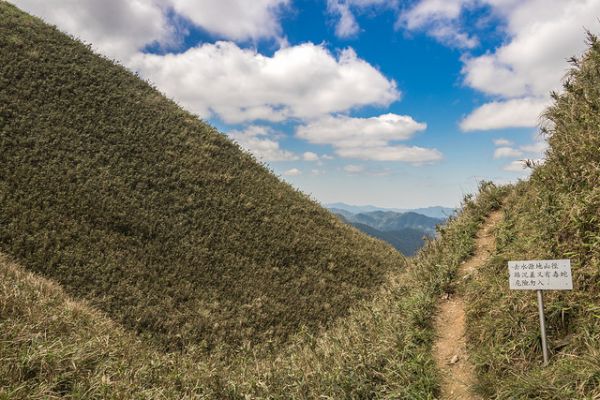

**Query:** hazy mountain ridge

left=349, top=223, right=428, bottom=256
left=326, top=202, right=455, bottom=219
left=330, top=207, right=445, bottom=255
left=356, top=211, right=441, bottom=234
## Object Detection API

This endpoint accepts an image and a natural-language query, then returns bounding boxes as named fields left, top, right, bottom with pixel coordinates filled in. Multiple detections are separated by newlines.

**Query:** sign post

left=508, top=259, right=573, bottom=366
left=536, top=289, right=549, bottom=365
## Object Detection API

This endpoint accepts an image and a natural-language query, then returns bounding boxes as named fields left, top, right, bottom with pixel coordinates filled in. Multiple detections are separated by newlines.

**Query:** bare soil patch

left=433, top=211, right=502, bottom=399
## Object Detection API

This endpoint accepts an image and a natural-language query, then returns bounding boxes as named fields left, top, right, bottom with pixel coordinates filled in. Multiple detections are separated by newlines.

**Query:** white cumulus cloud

left=327, top=0, right=360, bottom=38
left=11, top=0, right=291, bottom=62
left=398, top=0, right=478, bottom=49
left=302, top=152, right=320, bottom=161
left=129, top=42, right=399, bottom=124
left=283, top=168, right=302, bottom=176
left=168, top=0, right=289, bottom=42
left=11, top=0, right=174, bottom=61
left=228, top=125, right=297, bottom=162
left=327, top=0, right=393, bottom=38
left=463, top=0, right=600, bottom=98
left=296, top=113, right=442, bottom=164
left=401, top=0, right=600, bottom=130
left=343, top=164, right=366, bottom=173
left=336, top=145, right=442, bottom=163
left=503, top=160, right=527, bottom=172
left=297, top=113, right=426, bottom=147
left=460, top=0, right=600, bottom=130
left=502, top=158, right=544, bottom=173
left=494, top=132, right=548, bottom=173
left=520, top=140, right=548, bottom=154
left=493, top=146, right=522, bottom=159
left=460, top=97, right=551, bottom=131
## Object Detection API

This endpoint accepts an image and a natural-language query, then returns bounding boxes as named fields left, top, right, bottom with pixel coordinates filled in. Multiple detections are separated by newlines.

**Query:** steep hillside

left=0, top=183, right=503, bottom=399
left=464, top=34, right=600, bottom=399
left=0, top=252, right=206, bottom=399
left=0, top=2, right=405, bottom=352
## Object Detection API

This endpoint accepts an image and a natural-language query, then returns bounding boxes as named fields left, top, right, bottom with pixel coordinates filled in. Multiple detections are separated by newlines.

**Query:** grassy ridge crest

left=465, top=33, right=600, bottom=399
left=0, top=2, right=405, bottom=352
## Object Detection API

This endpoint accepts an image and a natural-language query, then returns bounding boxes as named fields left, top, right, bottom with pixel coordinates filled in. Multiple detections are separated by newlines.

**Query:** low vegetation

left=2, top=2, right=599, bottom=398
left=0, top=253, right=208, bottom=399
left=0, top=2, right=405, bottom=352
left=0, top=184, right=505, bottom=398
left=465, top=33, right=600, bottom=399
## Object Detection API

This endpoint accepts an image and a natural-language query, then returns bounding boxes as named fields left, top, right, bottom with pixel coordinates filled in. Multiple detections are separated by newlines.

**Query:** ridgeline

left=463, top=33, right=600, bottom=399
left=1, top=3, right=598, bottom=399
left=0, top=2, right=405, bottom=352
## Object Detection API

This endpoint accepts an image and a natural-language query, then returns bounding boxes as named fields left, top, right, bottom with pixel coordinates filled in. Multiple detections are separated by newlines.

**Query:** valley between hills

left=1, top=3, right=599, bottom=399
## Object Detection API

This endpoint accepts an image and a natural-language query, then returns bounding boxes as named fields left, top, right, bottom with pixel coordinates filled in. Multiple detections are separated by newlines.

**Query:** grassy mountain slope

left=0, top=2, right=406, bottom=352
left=465, top=34, right=600, bottom=399
left=0, top=7, right=506, bottom=397
left=0, top=180, right=502, bottom=399
left=0, top=252, right=210, bottom=399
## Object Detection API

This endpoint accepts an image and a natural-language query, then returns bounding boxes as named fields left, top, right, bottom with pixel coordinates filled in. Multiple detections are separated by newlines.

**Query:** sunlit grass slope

left=0, top=4, right=514, bottom=398
left=0, top=252, right=211, bottom=399
left=221, top=182, right=507, bottom=399
left=0, top=188, right=506, bottom=399
left=0, top=2, right=406, bottom=351
left=465, top=34, right=600, bottom=399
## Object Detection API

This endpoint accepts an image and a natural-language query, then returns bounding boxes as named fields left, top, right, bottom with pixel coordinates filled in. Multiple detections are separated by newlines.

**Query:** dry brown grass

left=0, top=183, right=506, bottom=398
left=465, top=33, right=600, bottom=400
left=0, top=2, right=406, bottom=353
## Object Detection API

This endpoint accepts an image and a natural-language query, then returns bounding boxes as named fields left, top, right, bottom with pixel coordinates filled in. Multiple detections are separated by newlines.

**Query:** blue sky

left=12, top=0, right=600, bottom=208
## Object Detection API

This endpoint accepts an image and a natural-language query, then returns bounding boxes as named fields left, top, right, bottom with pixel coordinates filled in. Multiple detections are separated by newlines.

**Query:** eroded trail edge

left=433, top=210, right=503, bottom=400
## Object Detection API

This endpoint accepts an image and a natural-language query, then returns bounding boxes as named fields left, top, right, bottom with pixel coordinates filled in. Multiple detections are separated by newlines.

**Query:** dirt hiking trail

left=433, top=210, right=503, bottom=400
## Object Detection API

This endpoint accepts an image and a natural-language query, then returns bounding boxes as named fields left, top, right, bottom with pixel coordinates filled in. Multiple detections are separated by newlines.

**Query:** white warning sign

left=508, top=259, right=572, bottom=290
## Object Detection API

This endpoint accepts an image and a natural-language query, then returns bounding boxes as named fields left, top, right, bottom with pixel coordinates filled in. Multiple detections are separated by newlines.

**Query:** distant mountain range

left=331, top=209, right=443, bottom=235
left=326, top=202, right=455, bottom=219
left=348, top=222, right=430, bottom=257
left=329, top=206, right=449, bottom=256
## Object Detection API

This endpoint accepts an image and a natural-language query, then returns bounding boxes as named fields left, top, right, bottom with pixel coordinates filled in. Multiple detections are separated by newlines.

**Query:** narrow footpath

left=433, top=210, right=503, bottom=400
